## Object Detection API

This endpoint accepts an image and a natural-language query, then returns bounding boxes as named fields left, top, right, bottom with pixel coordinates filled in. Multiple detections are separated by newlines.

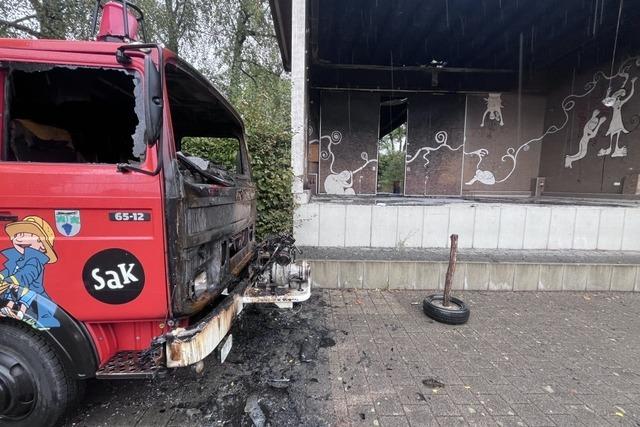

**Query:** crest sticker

left=55, top=210, right=81, bottom=237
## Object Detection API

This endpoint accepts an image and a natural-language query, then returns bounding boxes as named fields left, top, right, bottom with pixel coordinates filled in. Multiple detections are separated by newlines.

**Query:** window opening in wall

left=377, top=97, right=407, bottom=194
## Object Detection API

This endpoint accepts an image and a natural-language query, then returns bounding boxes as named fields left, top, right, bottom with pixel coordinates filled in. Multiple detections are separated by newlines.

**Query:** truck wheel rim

left=0, top=351, right=37, bottom=420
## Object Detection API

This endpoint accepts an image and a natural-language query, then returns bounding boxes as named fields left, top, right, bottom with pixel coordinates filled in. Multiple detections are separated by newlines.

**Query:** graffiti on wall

left=319, top=131, right=377, bottom=195
left=406, top=130, right=501, bottom=186
left=405, top=131, right=462, bottom=168
left=480, top=93, right=505, bottom=127
left=465, top=56, right=640, bottom=184
left=464, top=148, right=495, bottom=185
left=564, top=110, right=607, bottom=168
left=598, top=76, right=637, bottom=158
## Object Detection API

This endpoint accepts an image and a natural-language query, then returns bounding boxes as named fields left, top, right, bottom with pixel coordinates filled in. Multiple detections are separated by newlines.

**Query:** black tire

left=422, top=294, right=470, bottom=325
left=0, top=321, right=79, bottom=427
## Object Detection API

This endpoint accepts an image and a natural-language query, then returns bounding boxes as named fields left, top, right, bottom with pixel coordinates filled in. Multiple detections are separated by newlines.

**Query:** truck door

left=0, top=54, right=168, bottom=327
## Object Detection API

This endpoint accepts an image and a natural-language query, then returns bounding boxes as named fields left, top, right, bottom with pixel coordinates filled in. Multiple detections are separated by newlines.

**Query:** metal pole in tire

left=443, top=234, right=458, bottom=307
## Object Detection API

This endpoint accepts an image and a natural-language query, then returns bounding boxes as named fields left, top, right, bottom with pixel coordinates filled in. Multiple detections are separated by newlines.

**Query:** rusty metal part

left=165, top=282, right=247, bottom=368
left=163, top=275, right=311, bottom=367
left=163, top=234, right=311, bottom=368
left=230, top=244, right=254, bottom=276
left=95, top=349, right=165, bottom=379
left=259, top=260, right=310, bottom=287
left=243, top=276, right=311, bottom=308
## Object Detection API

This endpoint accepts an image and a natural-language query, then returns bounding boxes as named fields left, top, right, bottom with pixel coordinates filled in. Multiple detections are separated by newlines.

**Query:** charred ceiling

left=297, top=0, right=640, bottom=92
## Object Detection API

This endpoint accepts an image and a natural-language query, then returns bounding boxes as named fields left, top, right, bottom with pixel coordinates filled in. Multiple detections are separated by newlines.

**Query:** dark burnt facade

left=273, top=0, right=640, bottom=198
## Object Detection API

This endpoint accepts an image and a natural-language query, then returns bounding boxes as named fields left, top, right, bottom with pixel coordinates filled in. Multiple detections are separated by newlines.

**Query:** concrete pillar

left=290, top=0, right=309, bottom=203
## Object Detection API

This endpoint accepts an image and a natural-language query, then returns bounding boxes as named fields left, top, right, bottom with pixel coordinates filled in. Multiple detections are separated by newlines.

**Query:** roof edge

left=268, top=0, right=291, bottom=72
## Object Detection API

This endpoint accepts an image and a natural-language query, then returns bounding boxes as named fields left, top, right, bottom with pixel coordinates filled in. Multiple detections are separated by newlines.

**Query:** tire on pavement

left=0, top=321, right=80, bottom=427
left=422, top=294, right=470, bottom=325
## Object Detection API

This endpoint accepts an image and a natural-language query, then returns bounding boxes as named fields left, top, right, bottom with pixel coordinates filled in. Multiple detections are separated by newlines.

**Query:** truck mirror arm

left=115, top=44, right=164, bottom=176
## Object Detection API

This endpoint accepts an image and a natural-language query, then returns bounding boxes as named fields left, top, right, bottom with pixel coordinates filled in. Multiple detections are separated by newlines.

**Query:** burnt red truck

left=0, top=2, right=310, bottom=425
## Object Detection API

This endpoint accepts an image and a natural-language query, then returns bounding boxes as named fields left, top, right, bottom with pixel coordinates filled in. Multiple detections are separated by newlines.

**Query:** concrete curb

left=309, top=260, right=640, bottom=292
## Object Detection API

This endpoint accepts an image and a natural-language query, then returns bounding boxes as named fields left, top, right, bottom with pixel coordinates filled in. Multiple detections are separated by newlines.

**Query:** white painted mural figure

left=565, top=109, right=607, bottom=168
left=320, top=130, right=377, bottom=195
left=465, top=169, right=496, bottom=185
left=463, top=56, right=640, bottom=186
left=480, top=93, right=505, bottom=127
left=463, top=148, right=496, bottom=185
left=598, top=76, right=637, bottom=158
left=323, top=170, right=355, bottom=195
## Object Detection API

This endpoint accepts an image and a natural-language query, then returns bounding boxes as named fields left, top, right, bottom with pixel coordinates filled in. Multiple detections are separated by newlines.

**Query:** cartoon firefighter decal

left=0, top=216, right=60, bottom=329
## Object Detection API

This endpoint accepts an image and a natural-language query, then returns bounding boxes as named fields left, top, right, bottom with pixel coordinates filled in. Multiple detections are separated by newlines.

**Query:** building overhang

left=268, top=0, right=292, bottom=72
left=269, top=0, right=640, bottom=92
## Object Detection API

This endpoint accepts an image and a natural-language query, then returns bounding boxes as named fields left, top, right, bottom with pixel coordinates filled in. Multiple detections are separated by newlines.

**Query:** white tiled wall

left=371, top=206, right=398, bottom=247
left=622, top=208, right=640, bottom=250
left=597, top=208, right=625, bottom=250
left=472, top=206, right=500, bottom=249
left=345, top=205, right=372, bottom=246
left=522, top=206, right=551, bottom=249
left=422, top=207, right=449, bottom=247
left=294, top=201, right=640, bottom=251
left=317, top=204, right=345, bottom=246
left=547, top=207, right=576, bottom=249
left=498, top=206, right=527, bottom=249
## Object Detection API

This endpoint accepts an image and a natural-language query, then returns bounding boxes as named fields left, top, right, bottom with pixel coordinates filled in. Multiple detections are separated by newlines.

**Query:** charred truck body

left=0, top=2, right=310, bottom=425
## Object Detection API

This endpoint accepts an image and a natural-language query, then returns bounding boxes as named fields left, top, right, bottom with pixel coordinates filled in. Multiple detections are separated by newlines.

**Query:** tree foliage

left=0, top=0, right=293, bottom=238
left=0, top=0, right=95, bottom=39
left=377, top=123, right=407, bottom=193
left=378, top=151, right=405, bottom=193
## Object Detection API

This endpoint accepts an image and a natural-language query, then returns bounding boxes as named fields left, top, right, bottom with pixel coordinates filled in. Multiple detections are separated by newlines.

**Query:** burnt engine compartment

left=250, top=234, right=310, bottom=292
left=163, top=173, right=257, bottom=317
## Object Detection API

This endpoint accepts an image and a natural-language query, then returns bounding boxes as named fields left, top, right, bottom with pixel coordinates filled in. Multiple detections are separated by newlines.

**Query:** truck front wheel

left=0, top=322, right=79, bottom=427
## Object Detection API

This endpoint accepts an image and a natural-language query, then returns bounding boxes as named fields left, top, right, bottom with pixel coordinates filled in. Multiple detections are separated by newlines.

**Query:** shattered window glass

left=1, top=64, right=145, bottom=164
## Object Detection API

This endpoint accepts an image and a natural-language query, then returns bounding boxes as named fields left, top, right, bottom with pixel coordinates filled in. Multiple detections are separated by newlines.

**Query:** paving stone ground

left=326, top=290, right=640, bottom=427
left=67, top=290, right=640, bottom=426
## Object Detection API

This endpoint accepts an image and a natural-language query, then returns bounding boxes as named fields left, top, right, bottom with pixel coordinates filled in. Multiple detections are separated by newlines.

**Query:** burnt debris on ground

left=63, top=294, right=335, bottom=427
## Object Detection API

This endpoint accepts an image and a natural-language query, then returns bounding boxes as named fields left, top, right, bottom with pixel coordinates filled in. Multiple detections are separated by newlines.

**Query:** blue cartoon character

left=0, top=216, right=60, bottom=328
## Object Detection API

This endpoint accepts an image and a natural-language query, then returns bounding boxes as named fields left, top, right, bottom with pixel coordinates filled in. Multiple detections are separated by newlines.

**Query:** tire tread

left=422, top=295, right=470, bottom=325
left=0, top=321, right=78, bottom=427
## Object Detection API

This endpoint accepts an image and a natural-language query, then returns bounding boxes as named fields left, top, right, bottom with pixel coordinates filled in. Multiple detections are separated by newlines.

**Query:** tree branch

left=246, top=30, right=276, bottom=39
left=9, top=14, right=38, bottom=25
left=239, top=66, right=257, bottom=86
left=0, top=18, right=41, bottom=38
left=240, top=58, right=281, bottom=77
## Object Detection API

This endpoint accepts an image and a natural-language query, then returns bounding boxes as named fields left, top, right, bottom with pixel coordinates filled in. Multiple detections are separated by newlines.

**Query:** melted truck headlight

left=193, top=271, right=208, bottom=295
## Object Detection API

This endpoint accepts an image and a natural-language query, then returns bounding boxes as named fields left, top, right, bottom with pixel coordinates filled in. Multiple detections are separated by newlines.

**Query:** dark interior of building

left=272, top=0, right=640, bottom=198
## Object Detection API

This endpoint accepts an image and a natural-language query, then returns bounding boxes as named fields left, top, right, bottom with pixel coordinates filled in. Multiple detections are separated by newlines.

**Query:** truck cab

left=0, top=2, right=309, bottom=425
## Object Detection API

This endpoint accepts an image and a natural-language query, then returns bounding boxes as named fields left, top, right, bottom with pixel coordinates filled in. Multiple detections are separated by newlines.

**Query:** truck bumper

left=165, top=279, right=311, bottom=368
